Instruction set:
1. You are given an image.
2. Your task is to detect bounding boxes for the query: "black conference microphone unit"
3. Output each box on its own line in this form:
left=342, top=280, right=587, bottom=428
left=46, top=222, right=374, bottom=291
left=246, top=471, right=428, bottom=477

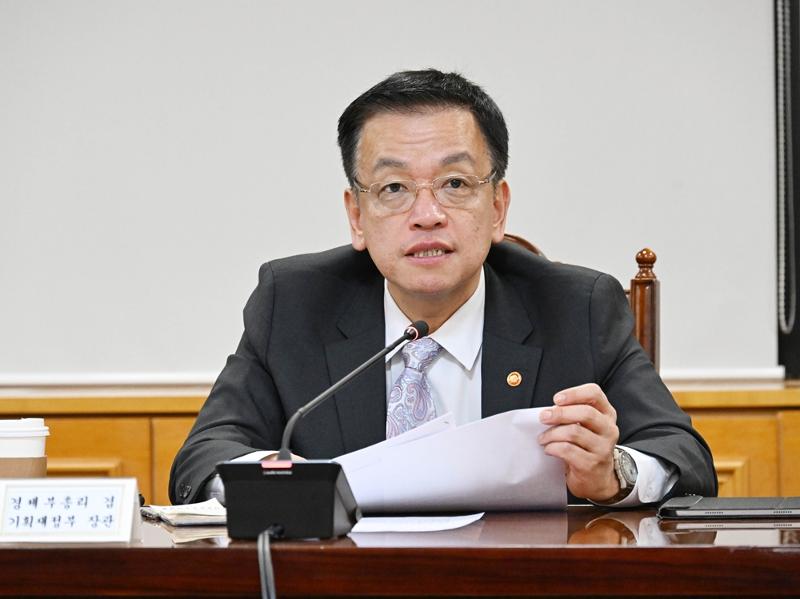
left=217, top=320, right=429, bottom=541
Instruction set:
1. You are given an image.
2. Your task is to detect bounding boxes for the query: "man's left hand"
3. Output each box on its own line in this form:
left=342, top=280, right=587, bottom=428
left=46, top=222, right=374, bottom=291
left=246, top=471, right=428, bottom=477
left=538, top=383, right=620, bottom=502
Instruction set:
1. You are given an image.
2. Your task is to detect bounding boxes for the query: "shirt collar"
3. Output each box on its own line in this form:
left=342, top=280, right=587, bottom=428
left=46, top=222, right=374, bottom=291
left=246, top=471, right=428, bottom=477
left=383, top=269, right=485, bottom=371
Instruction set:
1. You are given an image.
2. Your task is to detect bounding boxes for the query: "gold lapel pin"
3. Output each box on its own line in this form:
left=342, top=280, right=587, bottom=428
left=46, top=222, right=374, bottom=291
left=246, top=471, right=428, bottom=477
left=506, top=371, right=522, bottom=387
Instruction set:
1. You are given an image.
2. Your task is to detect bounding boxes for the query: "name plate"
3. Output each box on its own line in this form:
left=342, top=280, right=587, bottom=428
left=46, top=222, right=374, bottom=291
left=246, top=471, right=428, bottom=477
left=0, top=478, right=140, bottom=543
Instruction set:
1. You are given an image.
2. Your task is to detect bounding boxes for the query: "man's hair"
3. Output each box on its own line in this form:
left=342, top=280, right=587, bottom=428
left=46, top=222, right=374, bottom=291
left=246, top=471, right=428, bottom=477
left=337, top=69, right=509, bottom=186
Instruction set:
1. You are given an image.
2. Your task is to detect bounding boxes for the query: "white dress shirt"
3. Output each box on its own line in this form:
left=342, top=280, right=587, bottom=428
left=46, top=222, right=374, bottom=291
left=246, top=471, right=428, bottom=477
left=383, top=269, right=676, bottom=507
left=384, top=271, right=486, bottom=427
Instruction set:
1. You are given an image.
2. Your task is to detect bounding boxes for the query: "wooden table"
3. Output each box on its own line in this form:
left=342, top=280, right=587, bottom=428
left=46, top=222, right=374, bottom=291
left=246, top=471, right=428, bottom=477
left=1, top=507, right=799, bottom=597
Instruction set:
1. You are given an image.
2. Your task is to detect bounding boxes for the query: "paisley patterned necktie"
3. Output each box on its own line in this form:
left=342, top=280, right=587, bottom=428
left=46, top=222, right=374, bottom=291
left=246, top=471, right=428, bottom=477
left=386, top=337, right=442, bottom=438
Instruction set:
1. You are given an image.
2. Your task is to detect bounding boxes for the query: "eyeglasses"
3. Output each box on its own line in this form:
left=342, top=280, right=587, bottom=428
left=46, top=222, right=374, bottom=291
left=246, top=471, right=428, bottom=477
left=353, top=171, right=495, bottom=215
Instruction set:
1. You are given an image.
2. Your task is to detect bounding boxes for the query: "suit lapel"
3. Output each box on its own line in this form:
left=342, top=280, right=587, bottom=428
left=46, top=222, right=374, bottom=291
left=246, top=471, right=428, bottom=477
left=325, top=278, right=387, bottom=453
left=481, top=264, right=543, bottom=417
left=323, top=256, right=544, bottom=451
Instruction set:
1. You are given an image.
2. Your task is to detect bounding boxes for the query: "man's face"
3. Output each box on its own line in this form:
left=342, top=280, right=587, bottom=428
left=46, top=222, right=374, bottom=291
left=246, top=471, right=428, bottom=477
left=344, top=108, right=510, bottom=318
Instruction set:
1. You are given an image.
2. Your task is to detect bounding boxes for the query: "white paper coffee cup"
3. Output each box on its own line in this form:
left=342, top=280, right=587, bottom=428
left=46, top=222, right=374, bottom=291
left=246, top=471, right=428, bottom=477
left=0, top=418, right=50, bottom=458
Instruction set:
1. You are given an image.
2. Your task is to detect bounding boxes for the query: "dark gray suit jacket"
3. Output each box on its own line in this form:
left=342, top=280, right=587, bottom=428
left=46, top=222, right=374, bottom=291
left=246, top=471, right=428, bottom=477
left=169, top=242, right=717, bottom=504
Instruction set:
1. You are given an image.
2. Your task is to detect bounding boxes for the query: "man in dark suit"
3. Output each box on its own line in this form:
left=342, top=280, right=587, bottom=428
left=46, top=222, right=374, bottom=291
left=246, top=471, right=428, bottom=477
left=169, top=70, right=717, bottom=506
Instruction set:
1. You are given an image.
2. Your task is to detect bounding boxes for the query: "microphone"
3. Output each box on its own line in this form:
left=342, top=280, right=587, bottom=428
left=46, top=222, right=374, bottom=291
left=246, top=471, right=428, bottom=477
left=277, top=320, right=428, bottom=460
left=217, top=320, right=429, bottom=540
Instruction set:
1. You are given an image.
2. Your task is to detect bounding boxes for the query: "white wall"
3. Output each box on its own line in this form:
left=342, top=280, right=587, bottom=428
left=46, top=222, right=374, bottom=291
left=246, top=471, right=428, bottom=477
left=0, top=0, right=779, bottom=386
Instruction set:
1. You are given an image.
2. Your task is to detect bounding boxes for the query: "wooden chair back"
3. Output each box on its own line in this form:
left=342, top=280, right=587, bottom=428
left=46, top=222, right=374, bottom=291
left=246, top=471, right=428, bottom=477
left=502, top=235, right=660, bottom=371
left=628, top=249, right=660, bottom=371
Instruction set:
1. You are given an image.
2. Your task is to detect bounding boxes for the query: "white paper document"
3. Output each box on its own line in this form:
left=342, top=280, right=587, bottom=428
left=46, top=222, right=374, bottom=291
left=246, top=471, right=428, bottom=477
left=351, top=512, right=484, bottom=533
left=140, top=498, right=226, bottom=526
left=335, top=407, right=566, bottom=512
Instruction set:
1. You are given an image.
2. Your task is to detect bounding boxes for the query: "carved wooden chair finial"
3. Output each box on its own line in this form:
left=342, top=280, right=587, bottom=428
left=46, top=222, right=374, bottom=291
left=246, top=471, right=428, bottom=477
left=634, top=248, right=657, bottom=280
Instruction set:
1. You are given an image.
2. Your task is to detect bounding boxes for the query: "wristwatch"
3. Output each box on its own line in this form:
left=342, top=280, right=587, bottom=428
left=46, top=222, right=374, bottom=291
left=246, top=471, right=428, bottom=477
left=606, top=447, right=638, bottom=503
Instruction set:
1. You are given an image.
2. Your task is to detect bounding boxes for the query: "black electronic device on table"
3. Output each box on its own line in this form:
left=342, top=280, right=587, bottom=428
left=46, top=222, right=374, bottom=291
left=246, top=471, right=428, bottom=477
left=217, top=460, right=359, bottom=539
left=658, top=495, right=800, bottom=519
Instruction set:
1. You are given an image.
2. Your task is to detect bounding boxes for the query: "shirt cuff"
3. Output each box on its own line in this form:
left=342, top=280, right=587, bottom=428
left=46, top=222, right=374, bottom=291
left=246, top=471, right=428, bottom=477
left=598, top=445, right=678, bottom=508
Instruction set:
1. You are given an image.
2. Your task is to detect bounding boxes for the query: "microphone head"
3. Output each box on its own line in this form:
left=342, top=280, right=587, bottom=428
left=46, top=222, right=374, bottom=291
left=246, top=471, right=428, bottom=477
left=405, top=320, right=429, bottom=340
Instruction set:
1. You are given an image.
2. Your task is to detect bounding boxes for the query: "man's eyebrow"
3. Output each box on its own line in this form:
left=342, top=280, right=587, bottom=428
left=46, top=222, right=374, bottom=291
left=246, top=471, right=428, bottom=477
left=440, top=152, right=475, bottom=167
left=372, top=158, right=407, bottom=173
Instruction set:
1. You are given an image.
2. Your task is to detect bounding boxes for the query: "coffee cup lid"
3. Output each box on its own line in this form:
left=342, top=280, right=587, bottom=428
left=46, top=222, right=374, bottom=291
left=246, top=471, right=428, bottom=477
left=0, top=418, right=49, bottom=434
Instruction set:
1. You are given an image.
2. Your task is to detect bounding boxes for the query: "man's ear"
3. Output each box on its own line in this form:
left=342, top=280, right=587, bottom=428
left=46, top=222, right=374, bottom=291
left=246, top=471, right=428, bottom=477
left=491, top=179, right=511, bottom=244
left=344, top=188, right=367, bottom=251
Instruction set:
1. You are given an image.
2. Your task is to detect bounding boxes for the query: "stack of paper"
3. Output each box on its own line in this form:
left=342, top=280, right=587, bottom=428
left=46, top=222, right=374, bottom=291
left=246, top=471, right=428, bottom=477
left=141, top=498, right=226, bottom=526
left=163, top=525, right=230, bottom=544
left=335, top=407, right=567, bottom=512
